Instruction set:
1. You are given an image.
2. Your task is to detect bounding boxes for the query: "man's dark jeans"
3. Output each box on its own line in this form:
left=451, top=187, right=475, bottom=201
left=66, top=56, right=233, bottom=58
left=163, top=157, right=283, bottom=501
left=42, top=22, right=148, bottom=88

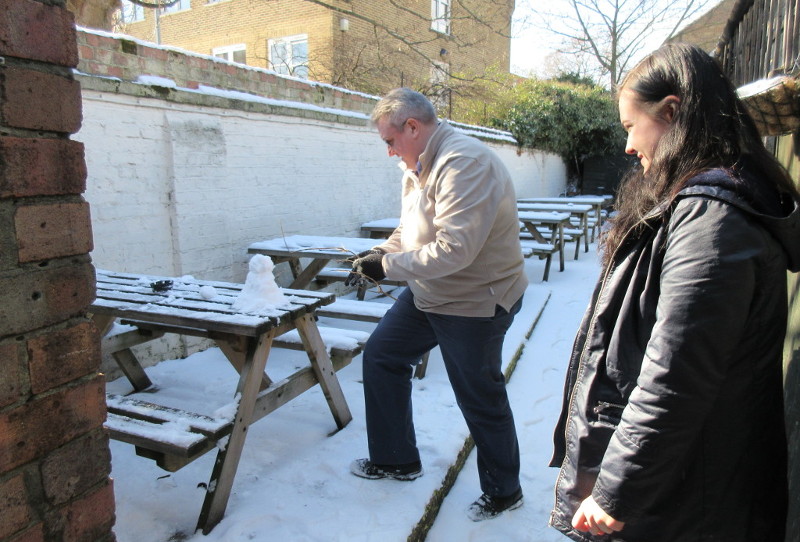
left=362, top=288, right=523, bottom=497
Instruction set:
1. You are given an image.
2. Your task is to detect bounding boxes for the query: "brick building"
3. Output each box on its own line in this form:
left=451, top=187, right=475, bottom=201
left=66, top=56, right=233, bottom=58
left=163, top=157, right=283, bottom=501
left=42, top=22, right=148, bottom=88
left=114, top=0, right=515, bottom=113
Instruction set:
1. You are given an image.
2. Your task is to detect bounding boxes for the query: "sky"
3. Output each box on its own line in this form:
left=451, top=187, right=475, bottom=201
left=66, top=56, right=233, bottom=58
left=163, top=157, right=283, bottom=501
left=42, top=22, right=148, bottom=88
left=509, top=0, right=720, bottom=78
left=106, top=234, right=603, bottom=542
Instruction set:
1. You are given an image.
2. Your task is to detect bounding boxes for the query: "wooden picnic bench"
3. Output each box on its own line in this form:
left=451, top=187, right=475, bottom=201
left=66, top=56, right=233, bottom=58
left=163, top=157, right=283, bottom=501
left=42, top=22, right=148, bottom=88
left=248, top=236, right=433, bottom=377
left=519, top=196, right=612, bottom=241
left=92, top=269, right=355, bottom=534
left=360, top=218, right=399, bottom=239
left=517, top=202, right=593, bottom=253
left=316, top=298, right=430, bottom=379
left=247, top=235, right=402, bottom=300
left=517, top=211, right=571, bottom=281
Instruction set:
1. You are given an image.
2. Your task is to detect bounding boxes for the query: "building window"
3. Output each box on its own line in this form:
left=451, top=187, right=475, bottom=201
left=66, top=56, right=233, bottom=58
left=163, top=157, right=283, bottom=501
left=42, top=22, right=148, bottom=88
left=268, top=35, right=309, bottom=79
left=212, top=44, right=246, bottom=64
left=162, top=0, right=190, bottom=14
left=119, top=0, right=144, bottom=23
left=431, top=0, right=451, bottom=35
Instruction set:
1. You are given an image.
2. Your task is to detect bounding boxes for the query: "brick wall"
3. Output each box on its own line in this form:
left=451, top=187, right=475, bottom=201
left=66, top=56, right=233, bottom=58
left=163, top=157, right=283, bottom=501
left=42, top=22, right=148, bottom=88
left=0, top=0, right=116, bottom=540
left=114, top=0, right=512, bottom=103
left=77, top=28, right=375, bottom=114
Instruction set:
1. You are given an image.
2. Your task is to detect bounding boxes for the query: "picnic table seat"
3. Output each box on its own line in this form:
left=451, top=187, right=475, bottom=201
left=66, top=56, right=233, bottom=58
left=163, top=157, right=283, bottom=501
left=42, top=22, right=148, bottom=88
left=316, top=298, right=431, bottom=379
left=103, top=322, right=366, bottom=473
left=105, top=393, right=234, bottom=472
left=521, top=225, right=585, bottom=260
left=271, top=325, right=370, bottom=367
left=519, top=239, right=558, bottom=282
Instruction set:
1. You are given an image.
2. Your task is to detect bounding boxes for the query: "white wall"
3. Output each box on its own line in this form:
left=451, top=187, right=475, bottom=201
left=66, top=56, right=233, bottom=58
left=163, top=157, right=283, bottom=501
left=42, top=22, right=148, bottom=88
left=78, top=86, right=567, bottom=287
left=490, top=144, right=568, bottom=199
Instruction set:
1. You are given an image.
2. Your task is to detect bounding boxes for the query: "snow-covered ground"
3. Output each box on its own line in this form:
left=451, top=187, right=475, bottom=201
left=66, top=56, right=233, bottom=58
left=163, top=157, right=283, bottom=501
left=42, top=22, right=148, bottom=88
left=108, top=242, right=601, bottom=542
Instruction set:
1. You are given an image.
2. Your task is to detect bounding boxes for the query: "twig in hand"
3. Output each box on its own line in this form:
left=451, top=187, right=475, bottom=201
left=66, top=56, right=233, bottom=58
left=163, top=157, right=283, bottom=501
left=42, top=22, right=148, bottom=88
left=323, top=267, right=398, bottom=301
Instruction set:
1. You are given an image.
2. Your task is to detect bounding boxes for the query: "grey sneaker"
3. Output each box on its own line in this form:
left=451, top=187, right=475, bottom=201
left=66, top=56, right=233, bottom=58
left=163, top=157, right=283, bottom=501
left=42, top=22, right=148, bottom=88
left=349, top=458, right=423, bottom=481
left=466, top=488, right=523, bottom=521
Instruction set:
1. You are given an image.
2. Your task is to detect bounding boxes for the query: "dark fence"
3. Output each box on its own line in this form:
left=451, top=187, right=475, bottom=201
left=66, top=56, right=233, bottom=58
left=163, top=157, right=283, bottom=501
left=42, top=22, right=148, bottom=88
left=714, top=0, right=800, bottom=86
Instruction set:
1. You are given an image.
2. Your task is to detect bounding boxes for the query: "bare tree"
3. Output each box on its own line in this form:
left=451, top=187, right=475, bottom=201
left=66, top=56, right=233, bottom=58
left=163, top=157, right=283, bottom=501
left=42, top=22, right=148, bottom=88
left=297, top=0, right=516, bottom=84
left=530, top=0, right=713, bottom=88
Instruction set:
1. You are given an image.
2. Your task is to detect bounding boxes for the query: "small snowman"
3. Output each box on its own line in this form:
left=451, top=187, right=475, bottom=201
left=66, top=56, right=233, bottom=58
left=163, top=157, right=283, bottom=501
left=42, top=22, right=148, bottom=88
left=232, top=254, right=287, bottom=313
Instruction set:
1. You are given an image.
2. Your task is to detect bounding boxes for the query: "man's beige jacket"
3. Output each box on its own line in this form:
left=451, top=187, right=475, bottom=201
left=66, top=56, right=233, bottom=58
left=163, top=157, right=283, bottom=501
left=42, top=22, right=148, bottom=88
left=376, top=121, right=528, bottom=317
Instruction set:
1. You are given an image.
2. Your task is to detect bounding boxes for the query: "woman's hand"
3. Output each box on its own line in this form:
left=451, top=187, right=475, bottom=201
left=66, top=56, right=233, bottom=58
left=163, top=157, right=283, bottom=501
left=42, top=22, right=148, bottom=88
left=572, top=496, right=625, bottom=536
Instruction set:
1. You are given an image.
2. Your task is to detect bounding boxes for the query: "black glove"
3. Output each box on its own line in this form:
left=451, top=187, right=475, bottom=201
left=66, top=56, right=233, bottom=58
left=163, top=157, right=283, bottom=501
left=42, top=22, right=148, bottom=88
left=344, top=248, right=384, bottom=264
left=344, top=253, right=386, bottom=286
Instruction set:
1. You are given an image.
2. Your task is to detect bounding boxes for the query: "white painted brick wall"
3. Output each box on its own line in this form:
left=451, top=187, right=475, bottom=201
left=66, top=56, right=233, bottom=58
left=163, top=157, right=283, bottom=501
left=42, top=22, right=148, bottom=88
left=78, top=88, right=567, bottom=287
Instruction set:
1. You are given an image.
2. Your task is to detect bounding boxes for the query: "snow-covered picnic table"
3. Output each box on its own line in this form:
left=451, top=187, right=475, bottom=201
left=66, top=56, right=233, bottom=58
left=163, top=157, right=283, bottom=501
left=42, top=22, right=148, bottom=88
left=517, top=211, right=571, bottom=281
left=246, top=234, right=409, bottom=301
left=519, top=196, right=610, bottom=242
left=91, top=269, right=353, bottom=534
left=247, top=235, right=380, bottom=290
left=518, top=201, right=594, bottom=251
left=360, top=217, right=400, bottom=238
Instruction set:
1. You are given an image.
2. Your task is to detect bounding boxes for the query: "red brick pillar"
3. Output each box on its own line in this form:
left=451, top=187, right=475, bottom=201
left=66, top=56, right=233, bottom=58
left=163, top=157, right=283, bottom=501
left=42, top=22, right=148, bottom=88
left=0, top=0, right=116, bottom=540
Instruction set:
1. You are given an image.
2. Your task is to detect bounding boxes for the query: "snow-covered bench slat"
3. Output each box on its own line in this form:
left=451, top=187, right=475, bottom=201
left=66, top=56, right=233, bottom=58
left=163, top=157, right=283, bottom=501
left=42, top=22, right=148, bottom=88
left=105, top=394, right=234, bottom=471
left=272, top=326, right=370, bottom=367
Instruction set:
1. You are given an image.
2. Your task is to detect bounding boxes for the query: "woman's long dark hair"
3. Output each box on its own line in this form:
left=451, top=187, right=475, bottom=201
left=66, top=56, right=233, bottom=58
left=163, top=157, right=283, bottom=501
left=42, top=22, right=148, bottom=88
left=603, top=43, right=799, bottom=267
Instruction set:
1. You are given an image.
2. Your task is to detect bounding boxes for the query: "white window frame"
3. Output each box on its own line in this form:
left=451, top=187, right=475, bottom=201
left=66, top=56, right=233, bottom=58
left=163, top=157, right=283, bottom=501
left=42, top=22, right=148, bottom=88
left=268, top=34, right=309, bottom=79
left=162, top=0, right=191, bottom=14
left=118, top=0, right=144, bottom=23
left=431, top=0, right=451, bottom=35
left=212, top=44, right=246, bottom=64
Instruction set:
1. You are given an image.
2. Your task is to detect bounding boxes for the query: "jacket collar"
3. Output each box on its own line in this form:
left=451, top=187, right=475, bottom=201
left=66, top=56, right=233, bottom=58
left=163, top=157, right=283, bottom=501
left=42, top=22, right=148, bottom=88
left=415, top=120, right=453, bottom=187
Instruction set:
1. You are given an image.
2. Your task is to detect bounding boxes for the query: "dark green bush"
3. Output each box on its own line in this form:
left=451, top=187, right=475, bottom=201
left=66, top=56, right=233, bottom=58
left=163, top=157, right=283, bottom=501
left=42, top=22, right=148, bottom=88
left=491, top=79, right=625, bottom=177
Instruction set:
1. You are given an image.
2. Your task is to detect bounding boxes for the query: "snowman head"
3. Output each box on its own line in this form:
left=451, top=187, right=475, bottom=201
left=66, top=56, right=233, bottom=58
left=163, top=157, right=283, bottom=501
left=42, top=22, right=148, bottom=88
left=248, top=254, right=275, bottom=274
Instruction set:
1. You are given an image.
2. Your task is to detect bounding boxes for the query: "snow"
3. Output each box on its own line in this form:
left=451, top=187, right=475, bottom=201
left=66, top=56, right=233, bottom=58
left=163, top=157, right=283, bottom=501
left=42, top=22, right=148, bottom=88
left=736, top=75, right=791, bottom=99
left=248, top=235, right=381, bottom=259
left=361, top=217, right=400, bottom=230
left=231, top=255, right=287, bottom=313
left=107, top=242, right=602, bottom=542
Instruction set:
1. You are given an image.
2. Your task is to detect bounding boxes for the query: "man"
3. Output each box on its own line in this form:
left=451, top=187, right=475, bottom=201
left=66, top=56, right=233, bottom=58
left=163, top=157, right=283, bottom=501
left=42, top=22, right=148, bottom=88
left=346, top=88, right=528, bottom=521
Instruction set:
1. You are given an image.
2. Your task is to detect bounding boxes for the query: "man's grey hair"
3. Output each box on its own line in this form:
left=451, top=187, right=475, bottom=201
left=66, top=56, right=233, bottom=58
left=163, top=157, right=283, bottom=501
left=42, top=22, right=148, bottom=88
left=371, top=88, right=437, bottom=128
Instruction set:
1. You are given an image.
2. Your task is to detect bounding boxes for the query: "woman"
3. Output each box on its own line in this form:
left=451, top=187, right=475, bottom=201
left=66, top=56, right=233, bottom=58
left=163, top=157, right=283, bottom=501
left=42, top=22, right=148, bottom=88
left=549, top=43, right=800, bottom=541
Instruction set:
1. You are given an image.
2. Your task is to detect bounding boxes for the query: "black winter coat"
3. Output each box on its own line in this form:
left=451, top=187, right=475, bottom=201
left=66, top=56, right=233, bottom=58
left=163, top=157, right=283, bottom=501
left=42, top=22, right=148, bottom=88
left=550, top=169, right=800, bottom=542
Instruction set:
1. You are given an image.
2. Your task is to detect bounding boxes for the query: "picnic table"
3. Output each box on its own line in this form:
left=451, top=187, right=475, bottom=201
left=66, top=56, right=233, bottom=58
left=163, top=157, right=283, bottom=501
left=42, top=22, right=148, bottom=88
left=517, top=201, right=593, bottom=253
left=519, top=196, right=611, bottom=238
left=247, top=235, right=380, bottom=290
left=91, top=269, right=353, bottom=533
left=518, top=211, right=571, bottom=281
left=361, top=218, right=399, bottom=239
